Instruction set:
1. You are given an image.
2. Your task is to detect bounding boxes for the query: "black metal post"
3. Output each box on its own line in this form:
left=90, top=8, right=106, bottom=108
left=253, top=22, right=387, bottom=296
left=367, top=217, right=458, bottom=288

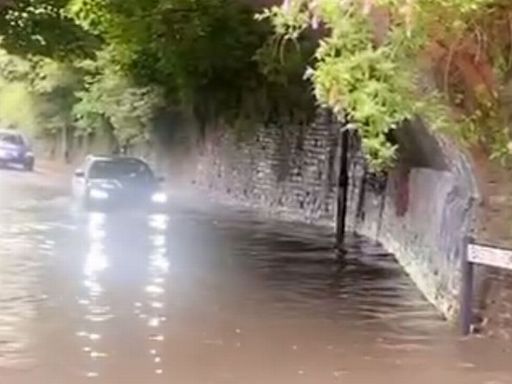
left=336, top=128, right=350, bottom=250
left=461, top=236, right=474, bottom=336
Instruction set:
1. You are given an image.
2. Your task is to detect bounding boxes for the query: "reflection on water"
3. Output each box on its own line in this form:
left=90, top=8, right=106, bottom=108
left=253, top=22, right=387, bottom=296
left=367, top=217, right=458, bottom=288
left=77, top=212, right=111, bottom=379
left=142, top=214, right=169, bottom=378
left=0, top=214, right=52, bottom=370
left=0, top=203, right=512, bottom=383
left=73, top=212, right=172, bottom=380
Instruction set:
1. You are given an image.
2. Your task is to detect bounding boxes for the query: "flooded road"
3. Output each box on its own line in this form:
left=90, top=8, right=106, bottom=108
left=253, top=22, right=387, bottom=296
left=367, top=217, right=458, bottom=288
left=0, top=168, right=511, bottom=384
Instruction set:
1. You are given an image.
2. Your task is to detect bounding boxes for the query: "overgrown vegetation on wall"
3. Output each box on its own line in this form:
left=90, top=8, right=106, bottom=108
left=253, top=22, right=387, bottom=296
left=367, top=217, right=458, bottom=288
left=261, top=0, right=512, bottom=169
left=0, top=0, right=314, bottom=149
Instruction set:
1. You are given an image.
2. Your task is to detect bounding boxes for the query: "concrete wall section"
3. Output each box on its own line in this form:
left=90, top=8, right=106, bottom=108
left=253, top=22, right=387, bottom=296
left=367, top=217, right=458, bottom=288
left=348, top=161, right=478, bottom=318
left=195, top=117, right=340, bottom=226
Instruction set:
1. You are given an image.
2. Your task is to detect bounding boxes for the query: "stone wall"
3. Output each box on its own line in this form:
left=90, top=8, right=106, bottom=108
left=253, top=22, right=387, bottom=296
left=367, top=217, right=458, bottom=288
left=189, top=115, right=479, bottom=321
left=194, top=113, right=340, bottom=226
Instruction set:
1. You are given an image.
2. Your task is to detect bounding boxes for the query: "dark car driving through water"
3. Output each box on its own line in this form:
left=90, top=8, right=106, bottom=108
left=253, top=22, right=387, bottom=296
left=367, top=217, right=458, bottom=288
left=72, top=155, right=168, bottom=211
left=0, top=130, right=35, bottom=171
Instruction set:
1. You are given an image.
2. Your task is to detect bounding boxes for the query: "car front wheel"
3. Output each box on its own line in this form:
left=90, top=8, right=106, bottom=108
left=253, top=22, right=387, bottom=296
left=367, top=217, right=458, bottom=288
left=24, top=158, right=34, bottom=172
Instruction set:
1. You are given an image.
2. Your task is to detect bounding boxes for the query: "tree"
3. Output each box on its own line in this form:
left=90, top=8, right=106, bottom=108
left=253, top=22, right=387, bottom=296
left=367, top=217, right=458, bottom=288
left=0, top=0, right=98, bottom=58
left=70, top=0, right=268, bottom=119
left=69, top=0, right=314, bottom=129
left=73, top=50, right=164, bottom=148
left=0, top=0, right=314, bottom=148
left=0, top=50, right=80, bottom=139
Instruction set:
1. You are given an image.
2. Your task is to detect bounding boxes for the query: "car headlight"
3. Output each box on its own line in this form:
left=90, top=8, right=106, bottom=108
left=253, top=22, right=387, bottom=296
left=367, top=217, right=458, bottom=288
left=90, top=188, right=109, bottom=200
left=152, top=192, right=168, bottom=204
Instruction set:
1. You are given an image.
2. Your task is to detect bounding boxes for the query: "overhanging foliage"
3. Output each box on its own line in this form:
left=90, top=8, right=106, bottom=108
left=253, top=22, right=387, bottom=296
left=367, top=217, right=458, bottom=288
left=0, top=0, right=314, bottom=146
left=262, top=0, right=512, bottom=169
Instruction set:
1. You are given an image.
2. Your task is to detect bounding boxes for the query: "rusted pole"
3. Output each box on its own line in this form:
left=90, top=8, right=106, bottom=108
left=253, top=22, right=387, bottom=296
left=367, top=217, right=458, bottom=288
left=460, top=236, right=474, bottom=336
left=336, top=128, right=350, bottom=250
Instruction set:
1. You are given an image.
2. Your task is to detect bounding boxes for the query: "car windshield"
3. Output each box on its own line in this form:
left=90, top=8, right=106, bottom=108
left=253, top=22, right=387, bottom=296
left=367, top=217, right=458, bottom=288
left=89, top=159, right=154, bottom=181
left=0, top=132, right=23, bottom=146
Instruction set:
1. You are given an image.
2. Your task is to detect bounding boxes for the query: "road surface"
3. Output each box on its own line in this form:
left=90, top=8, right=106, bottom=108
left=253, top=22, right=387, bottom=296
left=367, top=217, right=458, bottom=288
left=0, top=164, right=511, bottom=384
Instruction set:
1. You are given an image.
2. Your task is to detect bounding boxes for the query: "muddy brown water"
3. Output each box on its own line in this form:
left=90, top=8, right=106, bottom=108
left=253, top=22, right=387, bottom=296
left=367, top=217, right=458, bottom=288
left=0, top=170, right=511, bottom=383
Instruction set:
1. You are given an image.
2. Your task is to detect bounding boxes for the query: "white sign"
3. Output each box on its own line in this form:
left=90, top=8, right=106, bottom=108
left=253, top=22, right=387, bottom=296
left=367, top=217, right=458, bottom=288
left=468, top=244, right=512, bottom=270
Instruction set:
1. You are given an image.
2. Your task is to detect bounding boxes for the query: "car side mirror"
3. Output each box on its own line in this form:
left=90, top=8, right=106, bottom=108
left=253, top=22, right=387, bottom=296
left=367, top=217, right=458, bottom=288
left=74, top=169, right=85, bottom=178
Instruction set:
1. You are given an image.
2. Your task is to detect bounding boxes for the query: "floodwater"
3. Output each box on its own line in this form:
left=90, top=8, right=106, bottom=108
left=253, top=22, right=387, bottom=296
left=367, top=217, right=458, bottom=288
left=0, top=168, right=511, bottom=384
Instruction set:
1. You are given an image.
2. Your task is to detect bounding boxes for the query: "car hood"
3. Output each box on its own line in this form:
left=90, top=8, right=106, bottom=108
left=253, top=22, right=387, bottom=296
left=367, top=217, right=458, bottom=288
left=88, top=178, right=157, bottom=192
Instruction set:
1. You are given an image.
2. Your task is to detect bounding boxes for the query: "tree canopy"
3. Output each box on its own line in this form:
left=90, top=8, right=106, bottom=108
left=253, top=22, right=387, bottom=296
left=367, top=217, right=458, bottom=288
left=0, top=0, right=99, bottom=58
left=0, top=0, right=314, bottom=147
left=3, top=0, right=508, bottom=169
